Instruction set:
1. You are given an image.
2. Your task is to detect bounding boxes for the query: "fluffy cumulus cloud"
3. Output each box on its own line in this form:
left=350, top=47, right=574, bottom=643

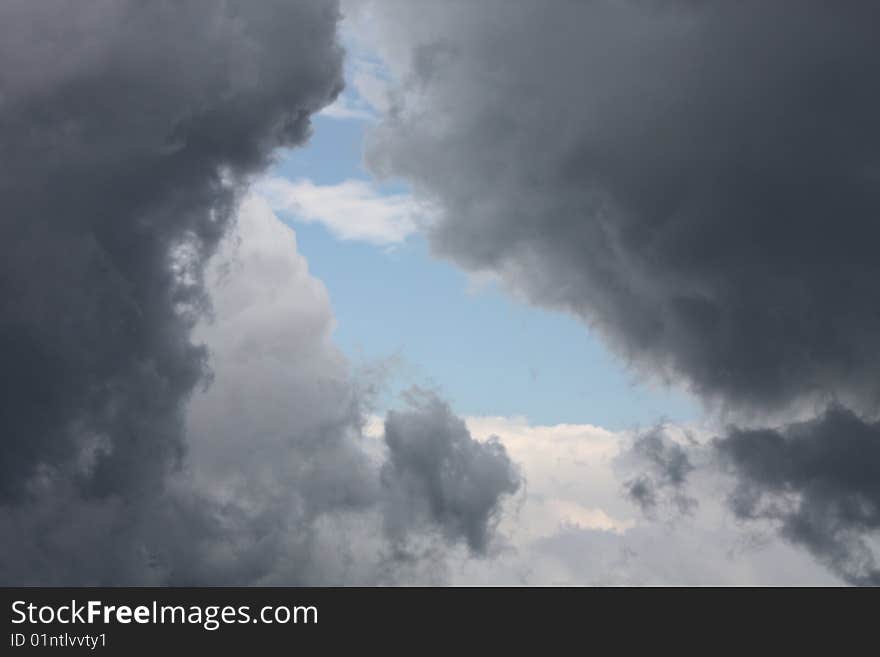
left=445, top=417, right=837, bottom=586
left=0, top=0, right=519, bottom=584
left=353, top=0, right=880, bottom=582
left=180, top=196, right=521, bottom=584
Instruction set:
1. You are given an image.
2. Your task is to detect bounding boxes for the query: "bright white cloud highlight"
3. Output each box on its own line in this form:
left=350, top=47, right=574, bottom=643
left=257, top=177, right=431, bottom=245
left=465, top=417, right=635, bottom=538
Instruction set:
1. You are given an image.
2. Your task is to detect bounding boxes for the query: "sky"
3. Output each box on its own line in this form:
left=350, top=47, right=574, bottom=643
left=266, top=111, right=698, bottom=429
left=3, top=0, right=880, bottom=587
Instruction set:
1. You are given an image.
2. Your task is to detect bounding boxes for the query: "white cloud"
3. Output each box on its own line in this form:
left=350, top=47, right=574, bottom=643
left=256, top=177, right=432, bottom=245
left=445, top=415, right=839, bottom=585
left=188, top=193, right=353, bottom=496
left=464, top=417, right=636, bottom=540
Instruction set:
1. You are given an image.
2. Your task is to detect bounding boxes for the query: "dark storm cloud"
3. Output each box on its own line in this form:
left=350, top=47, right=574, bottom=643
left=367, top=0, right=880, bottom=415
left=0, top=0, right=400, bottom=584
left=716, top=406, right=880, bottom=586
left=0, top=0, right=344, bottom=500
left=382, top=390, right=522, bottom=553
left=621, top=429, right=696, bottom=516
left=363, top=0, right=880, bottom=581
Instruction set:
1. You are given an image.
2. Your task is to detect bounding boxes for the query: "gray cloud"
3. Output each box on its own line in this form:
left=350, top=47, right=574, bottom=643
left=621, top=429, right=696, bottom=517
left=716, top=406, right=880, bottom=586
left=0, top=0, right=344, bottom=500
left=0, top=0, right=345, bottom=583
left=381, top=389, right=522, bottom=553
left=364, top=0, right=880, bottom=414
left=359, top=0, right=880, bottom=581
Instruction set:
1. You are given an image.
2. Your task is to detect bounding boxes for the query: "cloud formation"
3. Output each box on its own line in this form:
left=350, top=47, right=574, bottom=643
left=0, top=0, right=344, bottom=582
left=356, top=0, right=880, bottom=580
left=258, top=176, right=430, bottom=244
left=381, top=390, right=522, bottom=553
left=621, top=429, right=696, bottom=517
left=362, top=0, right=880, bottom=412
left=452, top=416, right=837, bottom=586
left=0, top=0, right=517, bottom=584
left=182, top=197, right=521, bottom=584
left=7, top=0, right=879, bottom=586
left=716, top=406, right=880, bottom=585
left=1, top=188, right=521, bottom=584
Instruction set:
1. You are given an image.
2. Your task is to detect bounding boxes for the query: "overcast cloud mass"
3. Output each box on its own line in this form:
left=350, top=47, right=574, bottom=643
left=4, top=0, right=880, bottom=585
